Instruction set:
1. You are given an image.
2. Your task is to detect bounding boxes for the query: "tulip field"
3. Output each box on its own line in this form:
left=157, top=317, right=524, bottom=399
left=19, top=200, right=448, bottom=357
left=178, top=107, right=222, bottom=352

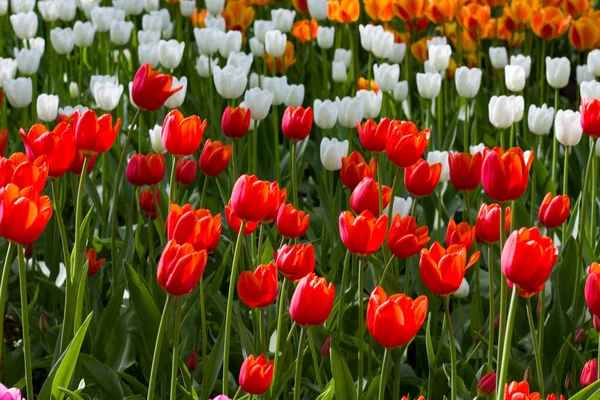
left=6, top=0, right=600, bottom=399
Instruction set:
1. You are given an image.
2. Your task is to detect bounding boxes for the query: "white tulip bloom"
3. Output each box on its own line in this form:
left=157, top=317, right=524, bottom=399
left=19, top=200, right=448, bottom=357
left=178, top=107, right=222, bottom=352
left=142, top=13, right=162, bottom=32
left=110, top=20, right=134, bottom=46
left=320, top=137, right=348, bottom=171
left=489, top=47, right=508, bottom=69
left=254, top=20, right=274, bottom=43
left=213, top=65, right=247, bottom=99
left=205, top=0, right=225, bottom=17
left=334, top=48, right=352, bottom=69
left=307, top=0, right=327, bottom=20
left=453, top=278, right=470, bottom=298
left=455, top=66, right=482, bottom=99
left=384, top=196, right=413, bottom=219
left=577, top=65, right=595, bottom=86
left=93, top=81, right=124, bottom=111
left=219, top=30, right=242, bottom=59
left=261, top=76, right=288, bottom=106
left=138, top=43, right=160, bottom=68
left=36, top=94, right=59, bottom=122
left=510, top=54, right=531, bottom=78
left=332, top=61, right=347, bottom=83
left=313, top=99, right=338, bottom=129
left=249, top=37, right=265, bottom=57
left=416, top=72, right=441, bottom=99
left=179, top=0, right=195, bottom=17
left=11, top=12, right=38, bottom=40
left=204, top=14, right=226, bottom=31
left=227, top=52, right=253, bottom=76
left=194, top=27, right=225, bottom=56
left=271, top=9, right=296, bottom=32
left=69, top=82, right=79, bottom=98
left=488, top=96, right=515, bottom=129
left=265, top=30, right=286, bottom=57
left=528, top=104, right=554, bottom=136
left=371, top=29, right=394, bottom=59
left=581, top=80, right=600, bottom=101
left=38, top=1, right=60, bottom=22
left=164, top=77, right=187, bottom=108
left=545, top=56, right=571, bottom=89
left=244, top=88, right=274, bottom=121
left=505, top=65, right=526, bottom=92
left=91, top=7, right=125, bottom=33
left=388, top=43, right=406, bottom=64
left=158, top=39, right=185, bottom=69
left=555, top=110, right=583, bottom=146
left=428, top=44, right=452, bottom=72
left=4, top=77, right=32, bottom=108
left=149, top=124, right=164, bottom=153
left=195, top=55, right=218, bottom=78
left=356, top=89, right=382, bottom=119
left=285, top=84, right=305, bottom=107
left=11, top=0, right=34, bottom=13
left=74, top=21, right=95, bottom=47
left=14, top=48, right=41, bottom=76
left=336, top=96, right=364, bottom=128
left=587, top=49, right=600, bottom=77
left=317, top=26, right=334, bottom=49
left=392, top=81, right=408, bottom=103
left=373, top=63, right=399, bottom=92
left=427, top=151, right=450, bottom=182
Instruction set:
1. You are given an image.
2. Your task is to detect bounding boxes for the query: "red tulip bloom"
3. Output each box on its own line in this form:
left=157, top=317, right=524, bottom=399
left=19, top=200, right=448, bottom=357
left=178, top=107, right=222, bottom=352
left=545, top=394, right=565, bottom=400
left=340, top=151, right=377, bottom=191
left=86, top=248, right=106, bottom=276
left=0, top=184, right=53, bottom=245
left=166, top=203, right=222, bottom=252
left=404, top=158, right=442, bottom=197
left=199, top=139, right=231, bottom=177
left=282, top=106, right=313, bottom=141
left=386, top=121, right=430, bottom=168
left=475, top=203, right=511, bottom=244
left=175, top=157, right=197, bottom=186
left=239, top=354, right=274, bottom=395
left=501, top=227, right=558, bottom=294
left=585, top=262, right=600, bottom=317
left=140, top=188, right=160, bottom=219
left=19, top=122, right=76, bottom=178
left=230, top=175, right=273, bottom=222
left=238, top=263, right=279, bottom=308
left=339, top=210, right=387, bottom=256
left=581, top=359, right=598, bottom=388
left=419, top=242, right=480, bottom=296
left=290, top=273, right=335, bottom=326
left=69, top=150, right=96, bottom=175
left=0, top=153, right=49, bottom=194
left=581, top=98, right=600, bottom=138
left=187, top=350, right=199, bottom=372
left=387, top=215, right=429, bottom=259
left=477, top=371, right=496, bottom=397
left=505, top=381, right=541, bottom=400
left=366, top=286, right=428, bottom=348
left=0, top=128, right=7, bottom=157
left=262, top=182, right=287, bottom=224
left=274, top=243, right=315, bottom=281
left=357, top=118, right=391, bottom=152
left=131, top=63, right=183, bottom=111
left=538, top=193, right=570, bottom=229
left=161, top=109, right=206, bottom=156
left=277, top=203, right=310, bottom=238
left=350, top=177, right=391, bottom=215
left=73, top=109, right=121, bottom=155
left=446, top=218, right=475, bottom=250
left=225, top=204, right=259, bottom=236
left=157, top=240, right=208, bottom=296
left=222, top=106, right=252, bottom=138
left=481, top=147, right=533, bottom=203
left=126, top=153, right=166, bottom=186
left=448, top=151, right=484, bottom=192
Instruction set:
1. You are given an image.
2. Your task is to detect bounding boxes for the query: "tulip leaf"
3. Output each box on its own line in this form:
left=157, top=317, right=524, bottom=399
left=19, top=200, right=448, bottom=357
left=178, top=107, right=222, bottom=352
left=91, top=283, right=125, bottom=360
left=79, top=353, right=125, bottom=398
left=425, top=313, right=435, bottom=369
left=316, top=379, right=335, bottom=400
left=201, top=325, right=226, bottom=400
left=330, top=343, right=357, bottom=400
left=569, top=378, right=600, bottom=400
left=57, top=387, right=86, bottom=400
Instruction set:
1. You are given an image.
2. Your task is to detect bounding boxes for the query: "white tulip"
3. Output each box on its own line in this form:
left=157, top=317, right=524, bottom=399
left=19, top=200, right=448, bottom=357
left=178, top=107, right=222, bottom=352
left=489, top=47, right=508, bottom=69
left=110, top=21, right=133, bottom=46
left=510, top=54, right=531, bottom=78
left=36, top=94, right=59, bottom=122
left=50, top=27, right=75, bottom=54
left=38, top=1, right=60, bottom=22
left=195, top=55, right=218, bottom=78
left=138, top=30, right=160, bottom=45
left=588, top=49, right=600, bottom=77
left=158, top=39, right=185, bottom=69
left=58, top=0, right=76, bottom=22
left=424, top=60, right=439, bottom=75
left=194, top=28, right=224, bottom=56
left=213, top=65, right=247, bottom=99
left=455, top=66, right=482, bottom=99
left=91, top=7, right=125, bottom=33
left=285, top=84, right=305, bottom=107
left=244, top=88, right=274, bottom=120
left=114, top=0, right=144, bottom=15
left=546, top=56, right=571, bottom=89
left=371, top=29, right=394, bottom=59
left=90, top=75, right=117, bottom=94
left=388, top=43, right=406, bottom=64
left=219, top=30, right=242, bottom=59
left=14, top=48, right=41, bottom=75
left=249, top=73, right=261, bottom=88
left=204, top=15, right=226, bottom=31
left=426, top=36, right=447, bottom=47
left=157, top=9, right=172, bottom=27
left=577, top=65, right=595, bottom=86
left=69, top=82, right=79, bottom=98
left=528, top=104, right=554, bottom=136
left=317, top=26, right=334, bottom=49
left=249, top=37, right=265, bottom=57
left=25, top=37, right=45, bottom=54
left=254, top=20, right=274, bottom=43
left=142, top=13, right=162, bottom=32
left=488, top=96, right=515, bottom=129
left=511, top=95, right=525, bottom=122
left=428, top=44, right=452, bottom=72
left=581, top=80, right=600, bottom=101
left=0, top=58, right=17, bottom=87
left=93, top=82, right=123, bottom=111
left=373, top=63, right=399, bottom=92
left=4, top=77, right=32, bottom=108
left=505, top=65, right=525, bottom=92
left=206, top=0, right=225, bottom=17
left=80, top=2, right=97, bottom=19
left=164, top=76, right=187, bottom=108
left=261, top=76, right=288, bottom=106
left=11, top=12, right=37, bottom=40
left=265, top=30, right=286, bottom=57
left=11, top=0, right=34, bottom=13
left=180, top=0, right=195, bottom=17
left=271, top=9, right=296, bottom=32
left=58, top=105, right=88, bottom=117
left=307, top=0, right=327, bottom=20
left=416, top=72, right=441, bottom=99
left=313, top=99, right=337, bottom=129
left=335, top=96, right=364, bottom=128
left=227, top=52, right=253, bottom=76
left=0, top=0, right=6, bottom=15
left=332, top=61, right=347, bottom=83
left=453, top=278, right=470, bottom=298
left=470, top=143, right=486, bottom=155
left=356, top=89, right=382, bottom=119
left=393, top=81, right=408, bottom=102
left=555, top=110, right=583, bottom=146
left=358, top=24, right=378, bottom=52
left=320, top=137, right=348, bottom=171
left=334, top=48, right=352, bottom=69
left=427, top=151, right=450, bottom=182
left=138, top=43, right=159, bottom=68
left=384, top=196, right=413, bottom=219
left=74, top=21, right=95, bottom=47
left=149, top=124, right=164, bottom=153
left=144, top=0, right=159, bottom=11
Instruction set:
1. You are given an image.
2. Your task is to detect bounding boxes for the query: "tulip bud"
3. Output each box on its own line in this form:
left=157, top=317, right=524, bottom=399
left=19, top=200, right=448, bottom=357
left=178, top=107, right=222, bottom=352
left=285, top=84, right=305, bottom=107
left=574, top=328, right=585, bottom=345
left=587, top=49, right=600, bottom=77
left=594, top=315, right=600, bottom=332
left=316, top=26, right=334, bottom=49
left=489, top=47, right=508, bottom=69
left=320, top=336, right=331, bottom=357
left=581, top=359, right=598, bottom=387
left=555, top=110, right=583, bottom=147
left=313, top=99, right=337, bottom=129
left=253, top=20, right=274, bottom=43
left=320, top=137, right=348, bottom=171
left=477, top=370, right=496, bottom=397
left=187, top=349, right=199, bottom=372
left=416, top=72, right=441, bottom=99
left=577, top=65, right=595, bottom=86
left=546, top=57, right=571, bottom=89
left=332, top=61, right=347, bottom=83
left=528, top=104, right=554, bottom=136
left=510, top=55, right=531, bottom=78
left=393, top=81, right=408, bottom=103
left=213, top=65, right=247, bottom=100
left=307, top=0, right=327, bottom=20
left=227, top=52, right=253, bottom=76
left=4, top=77, right=32, bottom=108
left=50, top=27, right=75, bottom=54
left=194, top=27, right=224, bottom=56
left=505, top=65, right=526, bottom=92
left=494, top=315, right=500, bottom=329
left=371, top=29, right=394, bottom=59
left=358, top=24, right=377, bottom=52
left=565, top=372, right=573, bottom=391
left=334, top=48, right=352, bottom=69
left=455, top=66, right=482, bottom=99
left=39, top=313, right=49, bottom=335
left=373, top=63, right=399, bottom=93
left=36, top=93, right=59, bottom=122
left=488, top=95, right=515, bottom=130
left=427, top=44, right=451, bottom=72
left=265, top=30, right=286, bottom=57
left=335, top=96, right=364, bottom=128
left=355, top=90, right=382, bottom=119
left=523, top=366, right=532, bottom=382
left=175, top=158, right=197, bottom=186
left=383, top=196, right=413, bottom=219
left=271, top=9, right=296, bottom=33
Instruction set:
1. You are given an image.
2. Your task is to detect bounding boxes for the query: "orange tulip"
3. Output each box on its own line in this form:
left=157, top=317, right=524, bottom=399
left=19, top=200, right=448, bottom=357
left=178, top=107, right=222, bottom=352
left=0, top=153, right=48, bottom=194
left=265, top=41, right=297, bottom=74
left=419, top=242, right=480, bottom=296
left=157, top=240, right=207, bottom=296
left=222, top=0, right=255, bottom=32
left=190, top=8, right=206, bottom=28
left=200, top=139, right=231, bottom=177
left=327, top=0, right=360, bottom=23
left=564, top=0, right=591, bottom=18
left=69, top=150, right=96, bottom=175
left=290, top=19, right=318, bottom=43
left=425, top=0, right=455, bottom=24
left=339, top=210, right=387, bottom=256
left=458, top=2, right=490, bottom=31
left=410, top=36, right=431, bottom=62
left=531, top=6, right=571, bottom=40
left=277, top=203, right=310, bottom=238
left=131, top=64, right=183, bottom=111
left=538, top=193, right=570, bottom=229
left=357, top=77, right=379, bottom=93
left=0, top=184, right=52, bottom=245
left=230, top=175, right=272, bottom=222
left=365, top=0, right=394, bottom=21
left=386, top=121, right=430, bottom=168
left=20, top=122, right=76, bottom=178
left=393, top=0, right=426, bottom=21
left=503, top=0, right=533, bottom=30
left=504, top=381, right=541, bottom=400
left=290, top=273, right=335, bottom=326
left=139, top=188, right=160, bottom=220
left=161, top=109, right=206, bottom=157
left=86, top=248, right=106, bottom=276
left=292, top=0, right=309, bottom=13
left=446, top=218, right=475, bottom=250
left=481, top=147, right=533, bottom=203
left=125, top=153, right=166, bottom=187
left=350, top=177, right=391, bottom=216
left=569, top=16, right=600, bottom=50
left=238, top=354, right=274, bottom=395
left=274, top=243, right=315, bottom=281
left=222, top=106, right=252, bottom=139
left=74, top=109, right=121, bottom=156
left=387, top=215, right=430, bottom=259
left=226, top=204, right=260, bottom=236
left=262, top=182, right=287, bottom=224
left=340, top=151, right=377, bottom=191
left=166, top=203, right=222, bottom=253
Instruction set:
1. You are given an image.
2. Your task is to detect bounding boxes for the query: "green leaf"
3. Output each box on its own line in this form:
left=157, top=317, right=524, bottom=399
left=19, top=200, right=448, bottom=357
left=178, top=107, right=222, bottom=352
left=91, top=283, right=125, bottom=360
left=425, top=313, right=435, bottom=369
left=78, top=354, right=125, bottom=398
left=570, top=378, right=600, bottom=400
left=316, top=380, right=335, bottom=400
left=57, top=387, right=85, bottom=400
left=201, top=325, right=226, bottom=400
left=330, top=343, right=357, bottom=400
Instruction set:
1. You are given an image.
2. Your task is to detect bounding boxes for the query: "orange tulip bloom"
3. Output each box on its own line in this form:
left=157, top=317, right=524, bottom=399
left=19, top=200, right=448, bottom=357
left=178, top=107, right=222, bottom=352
left=230, top=175, right=273, bottom=222
left=290, top=19, right=318, bottom=43
left=199, top=139, right=232, bottom=177
left=387, top=215, right=429, bottom=259
left=488, top=0, right=508, bottom=6
left=538, top=193, right=570, bottom=229
left=393, top=0, right=426, bottom=20
left=585, top=262, right=600, bottom=317
left=340, top=151, right=377, bottom=191
left=446, top=218, right=475, bottom=250
left=161, top=109, right=206, bottom=156
left=86, top=248, right=106, bottom=276
left=564, top=0, right=591, bottom=18
left=238, top=263, right=279, bottom=308
left=425, top=0, right=455, bottom=24
left=569, top=16, right=600, bottom=51
left=0, top=184, right=53, bottom=245
left=157, top=240, right=207, bottom=296
left=350, top=177, right=391, bottom=216
left=458, top=3, right=490, bottom=31
left=327, top=0, right=360, bottom=23
left=386, top=121, right=430, bottom=168
left=277, top=203, right=310, bottom=238
left=0, top=153, right=48, bottom=194
left=0, top=128, right=7, bottom=157
left=262, top=182, right=287, bottom=224
left=166, top=203, right=222, bottom=253
left=446, top=24, right=478, bottom=53
left=531, top=6, right=571, bottom=40
left=226, top=203, right=260, bottom=236
left=222, top=106, right=252, bottom=138
left=339, top=210, right=387, bottom=256
left=482, top=17, right=522, bottom=45
left=20, top=122, right=76, bottom=178
left=292, top=0, right=309, bottom=13
left=265, top=41, right=297, bottom=74
left=365, top=0, right=394, bottom=21
left=357, top=77, right=379, bottom=93
left=175, top=158, right=197, bottom=186
left=410, top=36, right=431, bottom=62
left=475, top=203, right=511, bottom=244
left=74, top=109, right=121, bottom=156
left=131, top=64, right=183, bottom=111
left=505, top=381, right=541, bottom=400
left=503, top=0, right=533, bottom=30
left=190, top=8, right=207, bottom=28
left=222, top=0, right=255, bottom=32
left=419, top=242, right=480, bottom=296
left=239, top=354, right=274, bottom=395
left=69, top=150, right=96, bottom=175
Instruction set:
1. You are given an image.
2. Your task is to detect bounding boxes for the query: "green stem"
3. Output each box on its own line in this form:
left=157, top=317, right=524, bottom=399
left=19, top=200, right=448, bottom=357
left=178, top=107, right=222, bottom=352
left=291, top=141, right=298, bottom=207
left=539, top=40, right=546, bottom=105
left=463, top=191, right=472, bottom=225
left=307, top=329, right=325, bottom=390
left=336, top=250, right=351, bottom=343
left=252, top=122, right=258, bottom=175
left=169, top=155, right=179, bottom=202
left=551, top=89, right=559, bottom=185
left=0, top=243, right=14, bottom=372
left=272, top=106, right=280, bottom=182
left=437, top=94, right=443, bottom=150
left=294, top=327, right=307, bottom=400
left=357, top=256, right=365, bottom=400
left=437, top=186, right=443, bottom=241
left=463, top=99, right=469, bottom=153
left=199, top=278, right=208, bottom=381
left=147, top=296, right=171, bottom=400
left=496, top=287, right=520, bottom=400
left=377, top=152, right=384, bottom=217
left=200, top=175, right=209, bottom=209
left=378, top=348, right=392, bottom=400
left=17, top=245, right=34, bottom=399
left=232, top=387, right=243, bottom=400
left=272, top=278, right=289, bottom=390
left=444, top=296, right=457, bottom=400
left=496, top=203, right=508, bottom=387
left=170, top=296, right=182, bottom=399
left=509, top=123, right=515, bottom=148
left=526, top=299, right=545, bottom=397
left=258, top=307, right=266, bottom=353
left=592, top=149, right=597, bottom=245
left=487, top=244, right=495, bottom=368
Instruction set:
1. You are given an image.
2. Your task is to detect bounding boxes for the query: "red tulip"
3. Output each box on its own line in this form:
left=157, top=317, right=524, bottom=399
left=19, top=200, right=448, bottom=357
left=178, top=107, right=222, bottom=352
left=585, top=262, right=600, bottom=317
left=187, top=349, right=199, bottom=372
left=0, top=128, right=7, bottom=157
left=126, top=153, right=166, bottom=186
left=222, top=106, right=252, bottom=138
left=86, top=248, right=106, bottom=276
left=238, top=263, right=279, bottom=308
left=239, top=354, right=274, bottom=395
left=339, top=210, right=387, bottom=256
left=157, top=240, right=207, bottom=296
left=545, top=394, right=565, bottom=400
left=350, top=177, right=391, bottom=215
left=356, top=118, right=391, bottom=152
left=0, top=184, right=53, bottom=245
left=230, top=175, right=273, bottom=222
left=140, top=188, right=160, bottom=219
left=340, top=151, right=377, bottom=191
left=366, top=286, right=427, bottom=348
left=475, top=203, right=511, bottom=244
left=166, top=203, right=222, bottom=252
left=481, top=147, right=533, bottom=203
left=0, top=153, right=49, bottom=194
left=446, top=218, right=475, bottom=250
left=477, top=370, right=496, bottom=397
left=504, top=381, right=540, bottom=400
left=161, top=109, right=206, bottom=156
left=386, top=121, right=430, bottom=168
left=282, top=106, right=313, bottom=141
left=290, top=273, right=335, bottom=326
left=581, top=359, right=598, bottom=388
left=131, top=63, right=183, bottom=111
left=175, top=157, right=197, bottom=186
left=404, top=158, right=442, bottom=197
left=595, top=315, right=600, bottom=332
left=199, top=139, right=231, bottom=177
left=387, top=215, right=429, bottom=259
left=448, top=151, right=484, bottom=192
left=69, top=150, right=96, bottom=175
left=502, top=227, right=558, bottom=294
left=419, top=242, right=480, bottom=296
left=225, top=204, right=259, bottom=236
left=19, top=122, right=76, bottom=178
left=538, top=193, right=570, bottom=229
left=262, top=181, right=287, bottom=224
left=581, top=98, right=600, bottom=138
left=274, top=243, right=315, bottom=281
left=277, top=203, right=310, bottom=238
left=73, top=109, right=121, bottom=155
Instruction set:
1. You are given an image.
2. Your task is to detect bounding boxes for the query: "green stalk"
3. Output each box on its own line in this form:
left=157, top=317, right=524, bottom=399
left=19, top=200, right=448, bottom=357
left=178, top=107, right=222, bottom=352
left=252, top=122, right=258, bottom=175
left=223, top=221, right=247, bottom=395
left=147, top=297, right=172, bottom=400
left=496, top=287, right=520, bottom=399
left=526, top=299, right=545, bottom=397
left=307, top=328, right=325, bottom=390
left=378, top=348, right=391, bottom=400
left=539, top=39, right=546, bottom=104
left=294, top=327, right=307, bottom=400
left=357, top=256, right=365, bottom=400
left=463, top=99, right=470, bottom=153
left=272, top=277, right=289, bottom=391
left=377, top=152, right=384, bottom=218
left=232, top=387, right=243, bottom=400
left=272, top=106, right=280, bottom=181
left=291, top=140, right=298, bottom=207
left=0, top=243, right=14, bottom=372
left=18, top=245, right=34, bottom=399
left=562, top=146, right=570, bottom=245
left=592, top=149, right=597, bottom=245
left=444, top=296, right=457, bottom=400
left=437, top=186, right=443, bottom=241
left=169, top=155, right=179, bottom=201
left=170, top=296, right=182, bottom=399
left=551, top=89, right=559, bottom=184
left=487, top=244, right=495, bottom=368
left=437, top=94, right=443, bottom=150
left=496, top=203, right=508, bottom=388
left=200, top=176, right=209, bottom=209
left=199, top=278, right=208, bottom=382
left=336, top=250, right=351, bottom=343
left=258, top=307, right=266, bottom=353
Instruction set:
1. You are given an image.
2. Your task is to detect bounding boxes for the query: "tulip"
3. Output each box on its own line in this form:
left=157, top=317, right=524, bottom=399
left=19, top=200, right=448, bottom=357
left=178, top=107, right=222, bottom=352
left=0, top=184, right=52, bottom=245
left=50, top=27, right=75, bottom=54
left=274, top=243, right=315, bottom=281
left=487, top=47, right=508, bottom=70
left=93, top=81, right=123, bottom=112
left=0, top=383, right=23, bottom=400
left=237, top=263, right=279, bottom=309
left=453, top=278, right=469, bottom=298
left=0, top=129, right=7, bottom=157
left=206, top=0, right=224, bottom=15
left=313, top=99, right=338, bottom=129
left=73, top=109, right=121, bottom=156
left=271, top=9, right=296, bottom=33
left=357, top=118, right=390, bottom=153
left=373, top=63, right=399, bottom=93
left=577, top=65, right=595, bottom=86
left=416, top=72, right=442, bottom=99
left=91, top=7, right=125, bottom=33
left=186, top=349, right=199, bottom=372
left=221, top=106, right=251, bottom=139
left=505, top=65, right=526, bottom=92
left=289, top=272, right=335, bottom=327
left=477, top=371, right=496, bottom=397
left=387, top=215, right=429, bottom=259
left=0, top=57, right=17, bottom=87
left=335, top=96, right=365, bottom=128
left=419, top=242, right=480, bottom=296
left=262, top=182, right=287, bottom=224
left=448, top=151, right=483, bottom=192
left=86, top=248, right=106, bottom=276
left=504, top=381, right=540, bottom=400
left=546, top=57, right=571, bottom=90
left=384, top=196, right=413, bottom=220
left=307, top=0, right=327, bottom=20
left=175, top=158, right=197, bottom=186
left=510, top=55, right=531, bottom=78
left=225, top=204, right=259, bottom=236
left=358, top=24, right=378, bottom=52
left=482, top=147, right=532, bottom=203
left=575, top=328, right=585, bottom=345
left=350, top=177, right=391, bottom=216
left=282, top=106, right=312, bottom=141
left=580, top=359, right=598, bottom=387
left=371, top=29, right=394, bottom=59
left=20, top=123, right=75, bottom=178
left=164, top=77, right=187, bottom=109
left=157, top=39, right=185, bottom=69
left=131, top=64, right=182, bottom=111
left=14, top=48, right=41, bottom=76
left=0, top=153, right=49, bottom=195
left=333, top=48, right=352, bottom=69
left=356, top=90, right=382, bottom=119
left=4, top=77, right=32, bottom=108
left=552, top=109, right=583, bottom=147
left=161, top=109, right=206, bottom=156
left=386, top=121, right=430, bottom=168
left=213, top=65, right=247, bottom=100
left=157, top=240, right=207, bottom=296
left=428, top=44, right=451, bottom=72
left=166, top=203, right=222, bottom=252
left=145, top=125, right=163, bottom=154
left=339, top=210, right=387, bottom=256
left=317, top=26, right=334, bottom=49
left=332, top=61, right=348, bottom=83
left=137, top=29, right=160, bottom=45
left=241, top=89, right=273, bottom=123
left=69, top=151, right=96, bottom=175
left=230, top=175, right=273, bottom=222
left=538, top=193, right=570, bottom=229
left=489, top=95, right=518, bottom=129
left=253, top=20, right=275, bottom=43
left=585, top=262, right=600, bottom=317
left=426, top=151, right=450, bottom=182
left=249, top=38, right=265, bottom=57
left=340, top=151, right=376, bottom=190
left=35, top=94, right=59, bottom=122
left=261, top=76, right=289, bottom=106
left=528, top=104, right=554, bottom=136
left=588, top=50, right=600, bottom=77
left=195, top=55, right=218, bottom=78
left=531, top=6, right=571, bottom=41
left=194, top=28, right=225, bottom=56
left=367, top=286, right=427, bottom=348
left=109, top=20, right=133, bottom=46
left=219, top=31, right=242, bottom=59
left=277, top=204, right=309, bottom=238
left=239, top=354, right=274, bottom=395
left=125, top=153, right=165, bottom=187
left=455, top=66, right=482, bottom=99
left=475, top=203, right=511, bottom=244
left=388, top=43, right=406, bottom=64
left=11, top=12, right=38, bottom=40
left=38, top=0, right=60, bottom=21
left=446, top=218, right=475, bottom=250
left=200, top=139, right=231, bottom=177
left=320, top=138, right=348, bottom=171
left=265, top=30, right=287, bottom=57
left=284, top=84, right=305, bottom=108
left=405, top=159, right=441, bottom=198
left=582, top=98, right=600, bottom=139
